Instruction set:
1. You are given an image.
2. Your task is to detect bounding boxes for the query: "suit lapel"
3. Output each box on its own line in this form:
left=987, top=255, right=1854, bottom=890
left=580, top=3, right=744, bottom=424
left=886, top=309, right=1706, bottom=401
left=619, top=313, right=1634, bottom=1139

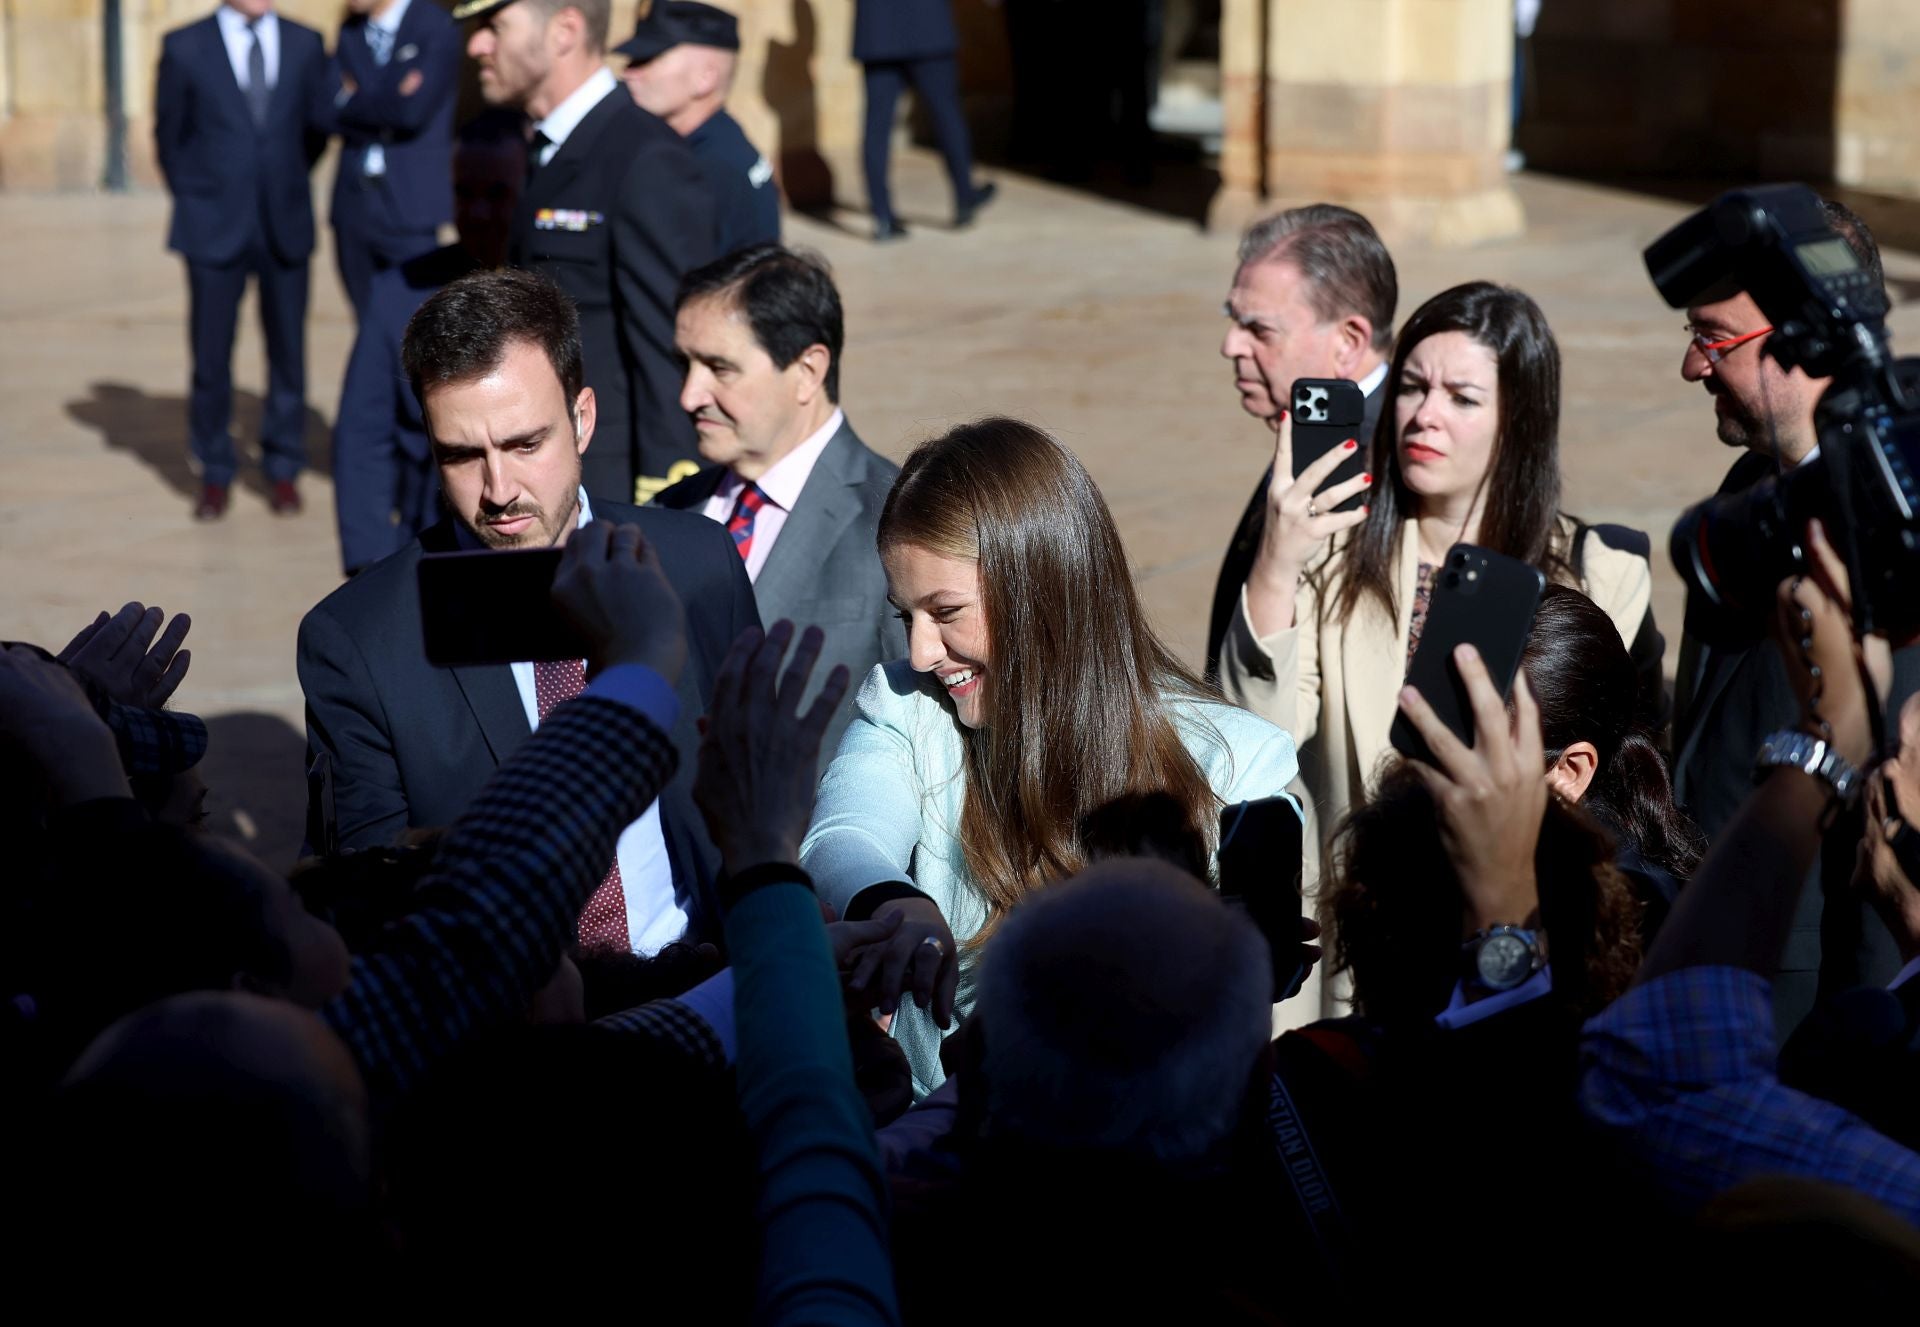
left=1342, top=522, right=1418, bottom=782
left=202, top=18, right=253, bottom=124
left=524, top=85, right=621, bottom=211
left=754, top=427, right=864, bottom=620
left=447, top=662, right=533, bottom=766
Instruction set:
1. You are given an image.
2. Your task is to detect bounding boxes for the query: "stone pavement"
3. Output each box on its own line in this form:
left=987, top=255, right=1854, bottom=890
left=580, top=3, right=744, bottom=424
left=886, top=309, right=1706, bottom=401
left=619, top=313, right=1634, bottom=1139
left=5, top=152, right=1917, bottom=868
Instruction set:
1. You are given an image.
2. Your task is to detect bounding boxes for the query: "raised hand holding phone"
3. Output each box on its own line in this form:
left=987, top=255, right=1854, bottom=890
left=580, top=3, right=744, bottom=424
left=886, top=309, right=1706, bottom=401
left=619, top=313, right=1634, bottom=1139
left=1244, top=404, right=1374, bottom=637
left=1396, top=644, right=1547, bottom=933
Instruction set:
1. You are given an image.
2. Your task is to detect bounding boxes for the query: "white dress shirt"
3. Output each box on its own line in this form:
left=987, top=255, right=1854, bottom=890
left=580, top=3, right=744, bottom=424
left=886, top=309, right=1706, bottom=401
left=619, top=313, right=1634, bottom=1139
left=459, top=488, right=688, bottom=954
left=216, top=4, right=280, bottom=90
left=532, top=66, right=617, bottom=168
left=1356, top=359, right=1389, bottom=400
left=699, top=408, right=844, bottom=583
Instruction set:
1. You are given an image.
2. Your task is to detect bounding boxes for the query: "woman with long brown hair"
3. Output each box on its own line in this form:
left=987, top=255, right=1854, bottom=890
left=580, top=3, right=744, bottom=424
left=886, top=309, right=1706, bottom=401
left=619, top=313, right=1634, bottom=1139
left=800, top=417, right=1302, bottom=1095
left=1218, top=282, right=1660, bottom=872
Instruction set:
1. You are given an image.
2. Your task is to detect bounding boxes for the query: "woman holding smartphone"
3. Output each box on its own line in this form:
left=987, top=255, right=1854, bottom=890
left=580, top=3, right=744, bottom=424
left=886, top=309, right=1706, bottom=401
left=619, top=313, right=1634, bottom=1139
left=1217, top=281, right=1659, bottom=866
left=801, top=417, right=1303, bottom=1096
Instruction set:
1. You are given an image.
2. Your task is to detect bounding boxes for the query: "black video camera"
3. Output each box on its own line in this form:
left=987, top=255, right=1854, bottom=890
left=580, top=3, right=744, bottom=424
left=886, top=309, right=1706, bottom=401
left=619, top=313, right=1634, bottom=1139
left=1647, top=184, right=1920, bottom=642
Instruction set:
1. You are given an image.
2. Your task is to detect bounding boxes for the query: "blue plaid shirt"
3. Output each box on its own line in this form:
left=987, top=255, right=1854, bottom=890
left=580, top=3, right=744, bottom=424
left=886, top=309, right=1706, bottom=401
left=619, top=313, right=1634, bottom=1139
left=1581, top=966, right=1920, bottom=1222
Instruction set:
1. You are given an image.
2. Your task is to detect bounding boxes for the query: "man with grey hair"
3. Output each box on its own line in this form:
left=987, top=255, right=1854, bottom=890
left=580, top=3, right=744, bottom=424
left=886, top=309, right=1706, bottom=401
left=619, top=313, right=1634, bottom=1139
left=459, top=0, right=721, bottom=503
left=1207, top=204, right=1399, bottom=679
left=975, top=857, right=1273, bottom=1163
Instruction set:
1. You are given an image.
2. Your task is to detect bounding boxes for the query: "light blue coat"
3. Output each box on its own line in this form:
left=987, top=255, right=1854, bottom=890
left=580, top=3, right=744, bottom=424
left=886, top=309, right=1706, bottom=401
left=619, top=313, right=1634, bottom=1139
left=801, top=660, right=1304, bottom=1096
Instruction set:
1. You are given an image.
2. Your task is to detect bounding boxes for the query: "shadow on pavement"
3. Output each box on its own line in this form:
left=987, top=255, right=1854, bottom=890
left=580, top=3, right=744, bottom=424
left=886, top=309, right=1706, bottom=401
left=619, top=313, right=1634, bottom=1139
left=200, top=710, right=312, bottom=874
left=65, top=381, right=332, bottom=505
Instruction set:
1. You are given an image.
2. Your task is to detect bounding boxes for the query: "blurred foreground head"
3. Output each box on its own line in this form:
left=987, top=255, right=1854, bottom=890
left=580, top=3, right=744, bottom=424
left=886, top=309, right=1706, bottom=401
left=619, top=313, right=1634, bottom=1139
left=36, top=992, right=375, bottom=1297
left=975, top=858, right=1271, bottom=1166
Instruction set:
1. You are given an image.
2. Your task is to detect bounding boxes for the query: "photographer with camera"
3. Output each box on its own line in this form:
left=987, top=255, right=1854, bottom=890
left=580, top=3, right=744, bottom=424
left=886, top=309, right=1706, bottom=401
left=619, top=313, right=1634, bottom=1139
left=1662, top=194, right=1915, bottom=1035
left=1582, top=520, right=1920, bottom=1223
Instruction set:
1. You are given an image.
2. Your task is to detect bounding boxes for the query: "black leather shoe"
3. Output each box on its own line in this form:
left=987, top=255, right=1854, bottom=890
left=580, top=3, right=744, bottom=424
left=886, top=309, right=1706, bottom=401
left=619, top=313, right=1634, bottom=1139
left=955, top=181, right=998, bottom=229
left=873, top=217, right=909, bottom=243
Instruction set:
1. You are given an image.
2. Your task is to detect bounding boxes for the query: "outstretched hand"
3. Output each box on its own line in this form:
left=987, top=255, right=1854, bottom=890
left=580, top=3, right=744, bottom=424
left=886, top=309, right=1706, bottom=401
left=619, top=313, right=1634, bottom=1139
left=1395, top=644, right=1547, bottom=933
left=692, top=620, right=851, bottom=878
left=58, top=602, right=192, bottom=708
left=550, top=521, right=688, bottom=684
left=1773, top=519, right=1876, bottom=768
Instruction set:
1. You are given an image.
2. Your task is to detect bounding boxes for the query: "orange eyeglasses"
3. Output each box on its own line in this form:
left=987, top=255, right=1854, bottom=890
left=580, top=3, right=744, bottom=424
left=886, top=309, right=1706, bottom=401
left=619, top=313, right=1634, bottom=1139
left=1685, top=322, right=1774, bottom=364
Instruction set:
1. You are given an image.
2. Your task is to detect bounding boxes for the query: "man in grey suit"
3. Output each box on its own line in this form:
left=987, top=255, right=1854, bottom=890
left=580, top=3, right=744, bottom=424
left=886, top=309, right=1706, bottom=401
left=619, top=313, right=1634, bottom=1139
left=654, top=244, right=904, bottom=768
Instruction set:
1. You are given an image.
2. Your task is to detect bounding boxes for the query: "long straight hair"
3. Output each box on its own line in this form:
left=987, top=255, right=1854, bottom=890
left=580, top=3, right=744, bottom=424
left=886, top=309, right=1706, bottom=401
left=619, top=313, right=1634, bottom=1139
left=1330, top=281, right=1575, bottom=627
left=878, top=418, right=1219, bottom=940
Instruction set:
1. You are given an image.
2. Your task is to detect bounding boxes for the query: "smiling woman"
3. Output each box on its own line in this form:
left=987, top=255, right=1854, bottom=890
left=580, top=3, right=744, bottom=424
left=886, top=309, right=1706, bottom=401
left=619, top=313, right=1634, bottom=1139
left=800, top=418, right=1305, bottom=1095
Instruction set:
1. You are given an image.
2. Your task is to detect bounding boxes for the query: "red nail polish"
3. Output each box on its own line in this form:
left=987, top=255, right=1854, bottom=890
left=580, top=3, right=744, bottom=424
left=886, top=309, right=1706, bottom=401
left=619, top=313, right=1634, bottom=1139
left=1343, top=439, right=1358, bottom=450
left=1362, top=472, right=1373, bottom=485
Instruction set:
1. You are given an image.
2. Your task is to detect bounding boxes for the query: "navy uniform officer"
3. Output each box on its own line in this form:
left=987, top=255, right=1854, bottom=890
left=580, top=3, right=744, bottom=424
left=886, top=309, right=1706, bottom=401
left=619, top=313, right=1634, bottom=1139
left=616, top=2, right=780, bottom=258
left=459, top=0, right=723, bottom=505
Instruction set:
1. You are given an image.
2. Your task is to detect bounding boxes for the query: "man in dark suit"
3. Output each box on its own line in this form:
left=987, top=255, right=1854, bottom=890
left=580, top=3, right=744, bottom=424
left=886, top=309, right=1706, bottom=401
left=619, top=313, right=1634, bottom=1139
left=154, top=0, right=329, bottom=521
left=654, top=245, right=903, bottom=767
left=324, top=0, right=460, bottom=318
left=458, top=0, right=722, bottom=504
left=323, top=0, right=462, bottom=574
left=853, top=0, right=995, bottom=242
left=1670, top=198, right=1911, bottom=1036
left=1207, top=204, right=1399, bottom=680
left=616, top=2, right=781, bottom=257
left=298, top=269, right=758, bottom=951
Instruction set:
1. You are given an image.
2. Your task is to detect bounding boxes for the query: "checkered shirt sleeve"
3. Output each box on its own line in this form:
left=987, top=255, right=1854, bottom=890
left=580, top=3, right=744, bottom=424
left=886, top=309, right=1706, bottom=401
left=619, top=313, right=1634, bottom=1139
left=1581, top=965, right=1920, bottom=1223
left=323, top=695, right=676, bottom=1106
left=105, top=703, right=208, bottom=776
left=595, top=998, right=726, bottom=1072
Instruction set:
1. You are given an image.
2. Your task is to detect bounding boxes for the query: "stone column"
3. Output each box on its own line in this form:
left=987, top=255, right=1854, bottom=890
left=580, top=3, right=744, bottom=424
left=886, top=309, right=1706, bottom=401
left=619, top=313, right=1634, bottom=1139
left=0, top=0, right=108, bottom=188
left=1214, top=0, right=1523, bottom=246
left=1213, top=0, right=1267, bottom=229
left=1836, top=0, right=1920, bottom=194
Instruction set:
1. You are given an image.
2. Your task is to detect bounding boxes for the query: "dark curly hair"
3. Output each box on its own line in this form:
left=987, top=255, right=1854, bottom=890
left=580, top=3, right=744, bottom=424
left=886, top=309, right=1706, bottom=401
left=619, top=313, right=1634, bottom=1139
left=1321, top=763, right=1643, bottom=1026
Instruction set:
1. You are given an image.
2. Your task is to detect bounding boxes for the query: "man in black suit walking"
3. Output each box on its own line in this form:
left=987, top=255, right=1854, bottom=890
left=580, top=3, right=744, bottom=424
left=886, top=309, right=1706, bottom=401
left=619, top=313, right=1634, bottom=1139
left=853, top=0, right=994, bottom=242
left=654, top=245, right=904, bottom=768
left=1207, top=205, right=1398, bottom=681
left=154, top=0, right=329, bottom=521
left=1669, top=198, right=1913, bottom=1035
left=298, top=270, right=759, bottom=951
left=458, top=0, right=722, bottom=504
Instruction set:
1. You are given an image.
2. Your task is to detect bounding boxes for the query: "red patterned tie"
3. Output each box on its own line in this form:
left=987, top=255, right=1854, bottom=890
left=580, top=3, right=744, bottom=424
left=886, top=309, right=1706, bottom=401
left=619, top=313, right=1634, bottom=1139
left=726, top=482, right=768, bottom=562
left=533, top=657, right=630, bottom=952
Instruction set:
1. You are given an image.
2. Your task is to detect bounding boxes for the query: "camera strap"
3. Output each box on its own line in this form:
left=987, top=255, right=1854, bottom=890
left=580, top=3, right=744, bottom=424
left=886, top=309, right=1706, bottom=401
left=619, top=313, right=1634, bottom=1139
left=1266, top=1051, right=1356, bottom=1286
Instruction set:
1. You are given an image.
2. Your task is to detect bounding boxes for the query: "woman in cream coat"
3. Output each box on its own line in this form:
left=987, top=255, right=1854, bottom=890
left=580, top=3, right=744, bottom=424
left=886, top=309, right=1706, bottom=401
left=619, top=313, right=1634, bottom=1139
left=1219, top=282, right=1658, bottom=867
left=802, top=418, right=1302, bottom=1097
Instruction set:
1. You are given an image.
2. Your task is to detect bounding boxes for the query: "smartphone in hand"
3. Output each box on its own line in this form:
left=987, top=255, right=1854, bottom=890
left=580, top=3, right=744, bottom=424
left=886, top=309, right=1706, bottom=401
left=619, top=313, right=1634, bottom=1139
left=1290, top=377, right=1368, bottom=513
left=1217, top=795, right=1310, bottom=1001
left=1388, top=543, right=1545, bottom=765
left=417, top=548, right=588, bottom=667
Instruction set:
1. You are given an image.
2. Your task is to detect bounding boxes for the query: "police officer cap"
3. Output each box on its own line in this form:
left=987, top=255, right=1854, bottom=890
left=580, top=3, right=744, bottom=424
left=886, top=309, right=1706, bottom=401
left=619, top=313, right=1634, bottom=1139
left=613, top=2, right=740, bottom=62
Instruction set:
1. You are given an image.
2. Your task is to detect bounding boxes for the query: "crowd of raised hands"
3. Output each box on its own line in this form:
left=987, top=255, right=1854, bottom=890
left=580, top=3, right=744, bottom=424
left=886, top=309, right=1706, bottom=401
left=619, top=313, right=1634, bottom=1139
left=5, top=516, right=1920, bottom=1316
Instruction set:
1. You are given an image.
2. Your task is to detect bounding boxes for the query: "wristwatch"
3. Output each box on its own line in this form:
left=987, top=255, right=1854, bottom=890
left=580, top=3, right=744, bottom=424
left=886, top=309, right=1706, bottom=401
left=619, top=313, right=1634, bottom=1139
left=1754, top=730, right=1862, bottom=804
left=1464, top=926, right=1545, bottom=992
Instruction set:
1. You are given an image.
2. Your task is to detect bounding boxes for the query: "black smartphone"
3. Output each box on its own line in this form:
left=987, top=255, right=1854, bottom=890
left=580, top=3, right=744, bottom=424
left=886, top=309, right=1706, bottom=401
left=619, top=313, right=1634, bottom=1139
left=1217, top=795, right=1309, bottom=1001
left=417, top=547, right=588, bottom=667
left=1289, top=377, right=1368, bottom=513
left=1388, top=543, right=1546, bottom=765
